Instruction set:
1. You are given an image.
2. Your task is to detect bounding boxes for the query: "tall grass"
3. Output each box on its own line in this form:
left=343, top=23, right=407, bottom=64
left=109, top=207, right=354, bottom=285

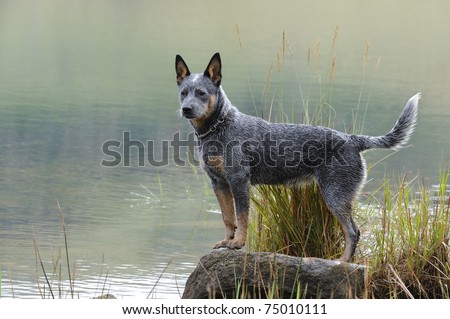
left=241, top=28, right=450, bottom=298
left=365, top=171, right=450, bottom=298
left=249, top=184, right=342, bottom=259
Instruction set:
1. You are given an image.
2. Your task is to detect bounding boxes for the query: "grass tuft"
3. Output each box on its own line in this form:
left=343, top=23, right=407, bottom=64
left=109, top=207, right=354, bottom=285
left=365, top=171, right=450, bottom=298
left=249, top=184, right=343, bottom=259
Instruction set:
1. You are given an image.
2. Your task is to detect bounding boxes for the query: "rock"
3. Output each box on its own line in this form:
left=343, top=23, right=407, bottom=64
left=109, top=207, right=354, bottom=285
left=182, top=250, right=366, bottom=299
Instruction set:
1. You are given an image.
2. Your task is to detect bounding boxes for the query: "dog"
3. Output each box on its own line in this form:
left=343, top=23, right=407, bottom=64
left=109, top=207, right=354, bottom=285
left=175, top=52, right=420, bottom=262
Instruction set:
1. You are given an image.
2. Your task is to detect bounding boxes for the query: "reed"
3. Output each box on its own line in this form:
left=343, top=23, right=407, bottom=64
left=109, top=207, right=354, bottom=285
left=32, top=203, right=77, bottom=299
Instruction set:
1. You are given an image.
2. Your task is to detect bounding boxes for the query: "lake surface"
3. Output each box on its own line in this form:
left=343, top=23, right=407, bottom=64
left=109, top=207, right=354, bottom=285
left=1, top=0, right=449, bottom=298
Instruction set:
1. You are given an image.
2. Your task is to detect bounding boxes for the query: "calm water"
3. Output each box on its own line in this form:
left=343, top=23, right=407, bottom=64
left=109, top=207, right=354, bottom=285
left=1, top=0, right=449, bottom=298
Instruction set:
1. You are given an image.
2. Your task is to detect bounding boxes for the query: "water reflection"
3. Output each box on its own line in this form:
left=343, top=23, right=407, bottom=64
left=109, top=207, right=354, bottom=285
left=1, top=258, right=196, bottom=299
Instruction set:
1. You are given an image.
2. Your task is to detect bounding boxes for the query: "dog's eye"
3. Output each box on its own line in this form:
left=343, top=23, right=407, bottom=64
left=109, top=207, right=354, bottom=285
left=180, top=89, right=188, bottom=97
left=196, top=89, right=206, bottom=97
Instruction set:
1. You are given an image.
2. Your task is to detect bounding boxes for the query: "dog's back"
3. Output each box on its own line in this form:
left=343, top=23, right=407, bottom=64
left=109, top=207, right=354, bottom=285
left=208, top=91, right=419, bottom=186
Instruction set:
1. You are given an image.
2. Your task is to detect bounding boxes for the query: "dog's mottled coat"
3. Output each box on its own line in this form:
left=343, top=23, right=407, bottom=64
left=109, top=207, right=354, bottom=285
left=175, top=52, right=420, bottom=261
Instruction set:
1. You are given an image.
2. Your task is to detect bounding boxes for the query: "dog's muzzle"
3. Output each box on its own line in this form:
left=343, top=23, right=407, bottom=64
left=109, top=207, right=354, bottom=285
left=182, top=106, right=195, bottom=119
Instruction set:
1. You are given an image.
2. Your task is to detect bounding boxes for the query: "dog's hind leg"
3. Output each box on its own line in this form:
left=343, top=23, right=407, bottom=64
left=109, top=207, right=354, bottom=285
left=333, top=206, right=360, bottom=262
left=316, top=178, right=361, bottom=262
left=212, top=182, right=237, bottom=249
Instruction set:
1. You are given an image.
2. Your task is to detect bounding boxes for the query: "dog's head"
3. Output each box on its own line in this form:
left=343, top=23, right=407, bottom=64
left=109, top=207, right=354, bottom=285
left=175, top=53, right=222, bottom=124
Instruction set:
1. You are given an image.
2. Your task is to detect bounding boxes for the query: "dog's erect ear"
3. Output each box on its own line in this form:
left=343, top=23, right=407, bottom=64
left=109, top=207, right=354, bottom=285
left=176, top=54, right=191, bottom=85
left=204, top=52, right=222, bottom=86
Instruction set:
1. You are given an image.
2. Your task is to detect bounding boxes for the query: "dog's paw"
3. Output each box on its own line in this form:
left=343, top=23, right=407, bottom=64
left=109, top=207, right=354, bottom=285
left=225, top=239, right=245, bottom=249
left=213, top=239, right=229, bottom=249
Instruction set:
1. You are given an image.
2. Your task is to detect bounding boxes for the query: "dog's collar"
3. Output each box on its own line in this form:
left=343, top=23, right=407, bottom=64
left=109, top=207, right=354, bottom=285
left=195, top=118, right=225, bottom=139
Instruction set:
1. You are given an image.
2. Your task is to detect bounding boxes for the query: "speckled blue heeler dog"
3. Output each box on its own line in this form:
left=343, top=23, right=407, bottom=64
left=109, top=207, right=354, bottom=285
left=175, top=52, right=420, bottom=262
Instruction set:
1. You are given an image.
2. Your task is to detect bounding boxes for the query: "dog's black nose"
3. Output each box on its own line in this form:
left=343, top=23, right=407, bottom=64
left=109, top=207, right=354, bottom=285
left=182, top=106, right=194, bottom=118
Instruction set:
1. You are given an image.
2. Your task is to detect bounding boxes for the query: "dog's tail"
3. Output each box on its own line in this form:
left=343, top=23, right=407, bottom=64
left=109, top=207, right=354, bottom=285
left=353, top=93, right=420, bottom=152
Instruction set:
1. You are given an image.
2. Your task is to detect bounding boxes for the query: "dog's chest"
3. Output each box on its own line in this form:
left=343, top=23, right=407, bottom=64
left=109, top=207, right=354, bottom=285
left=203, top=155, right=225, bottom=176
left=198, top=140, right=227, bottom=179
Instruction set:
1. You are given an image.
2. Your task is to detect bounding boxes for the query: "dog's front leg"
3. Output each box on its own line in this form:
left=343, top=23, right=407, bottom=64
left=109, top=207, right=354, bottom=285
left=212, top=182, right=237, bottom=249
left=226, top=176, right=251, bottom=249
